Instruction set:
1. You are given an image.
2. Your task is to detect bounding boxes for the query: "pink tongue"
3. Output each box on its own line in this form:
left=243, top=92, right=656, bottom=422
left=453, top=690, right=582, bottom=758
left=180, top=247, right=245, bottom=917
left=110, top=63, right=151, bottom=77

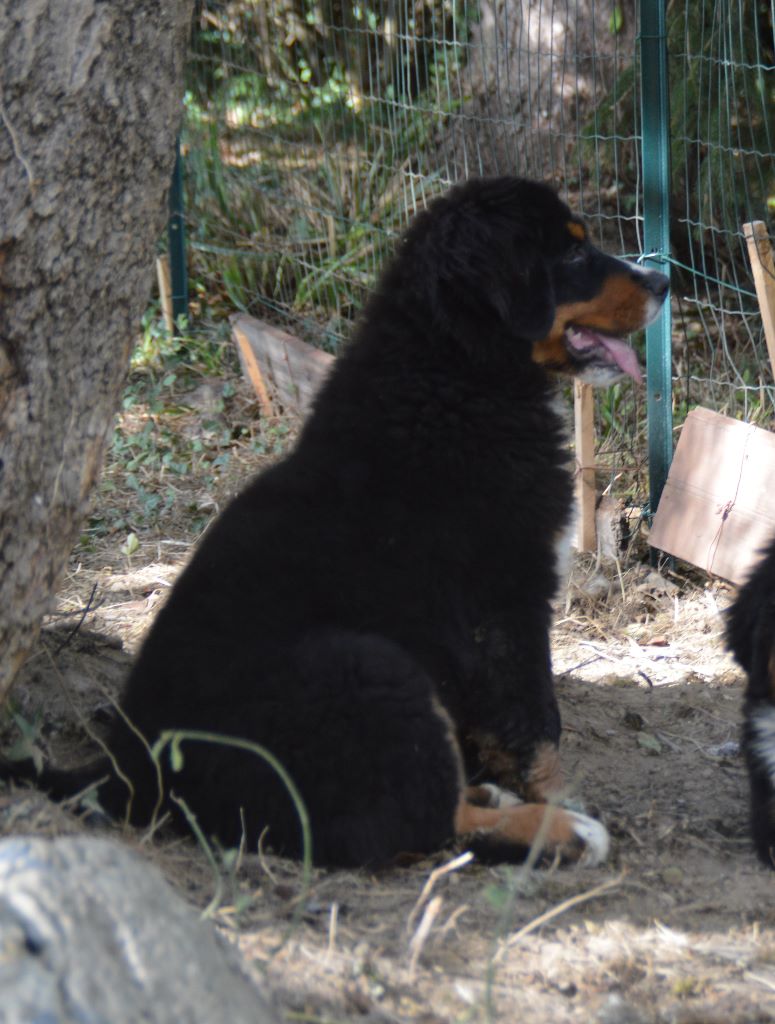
left=568, top=328, right=643, bottom=384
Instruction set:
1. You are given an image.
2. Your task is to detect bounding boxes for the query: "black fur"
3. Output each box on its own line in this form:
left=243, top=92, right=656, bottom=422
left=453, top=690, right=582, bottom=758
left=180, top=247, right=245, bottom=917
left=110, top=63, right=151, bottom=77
left=4, top=178, right=666, bottom=866
left=727, top=533, right=775, bottom=866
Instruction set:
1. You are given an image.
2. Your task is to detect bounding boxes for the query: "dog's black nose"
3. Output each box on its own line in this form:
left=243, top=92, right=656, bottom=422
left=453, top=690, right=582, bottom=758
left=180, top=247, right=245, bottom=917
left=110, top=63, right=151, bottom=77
left=642, top=270, right=670, bottom=299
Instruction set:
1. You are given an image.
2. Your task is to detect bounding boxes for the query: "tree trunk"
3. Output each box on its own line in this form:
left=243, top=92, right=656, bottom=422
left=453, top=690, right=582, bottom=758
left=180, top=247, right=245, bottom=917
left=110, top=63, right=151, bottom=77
left=443, top=0, right=637, bottom=184
left=0, top=1, right=194, bottom=702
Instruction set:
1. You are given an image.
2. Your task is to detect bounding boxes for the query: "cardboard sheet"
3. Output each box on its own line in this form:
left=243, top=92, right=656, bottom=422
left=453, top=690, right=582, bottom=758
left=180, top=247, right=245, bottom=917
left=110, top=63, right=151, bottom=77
left=649, top=407, right=775, bottom=584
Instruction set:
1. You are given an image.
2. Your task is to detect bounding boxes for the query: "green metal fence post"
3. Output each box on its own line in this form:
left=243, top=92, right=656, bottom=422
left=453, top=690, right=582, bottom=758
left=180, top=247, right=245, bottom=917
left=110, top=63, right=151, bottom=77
left=168, top=136, right=188, bottom=326
left=639, top=0, right=673, bottom=520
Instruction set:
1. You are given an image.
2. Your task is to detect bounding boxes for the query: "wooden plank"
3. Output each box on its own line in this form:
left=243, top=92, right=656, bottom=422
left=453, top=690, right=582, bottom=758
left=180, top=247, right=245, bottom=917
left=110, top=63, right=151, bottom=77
left=231, top=313, right=334, bottom=417
left=743, top=220, right=775, bottom=378
left=155, top=255, right=174, bottom=337
left=232, top=321, right=275, bottom=419
left=649, top=407, right=775, bottom=583
left=574, top=380, right=597, bottom=552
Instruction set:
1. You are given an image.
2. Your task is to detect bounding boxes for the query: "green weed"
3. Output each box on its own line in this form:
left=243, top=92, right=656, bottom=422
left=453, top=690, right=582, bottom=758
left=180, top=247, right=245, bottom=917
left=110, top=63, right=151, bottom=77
left=3, top=707, right=45, bottom=774
left=152, top=728, right=313, bottom=945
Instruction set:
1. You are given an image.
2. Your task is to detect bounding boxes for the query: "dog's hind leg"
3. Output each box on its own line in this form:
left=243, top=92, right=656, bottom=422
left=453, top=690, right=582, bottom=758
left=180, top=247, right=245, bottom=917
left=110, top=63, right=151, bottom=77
left=156, top=630, right=467, bottom=867
left=742, top=632, right=775, bottom=866
left=727, top=538, right=775, bottom=866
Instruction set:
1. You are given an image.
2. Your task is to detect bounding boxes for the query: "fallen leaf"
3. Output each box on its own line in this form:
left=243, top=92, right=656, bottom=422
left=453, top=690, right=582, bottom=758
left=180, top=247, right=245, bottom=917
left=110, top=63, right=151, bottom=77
left=637, top=732, right=663, bottom=755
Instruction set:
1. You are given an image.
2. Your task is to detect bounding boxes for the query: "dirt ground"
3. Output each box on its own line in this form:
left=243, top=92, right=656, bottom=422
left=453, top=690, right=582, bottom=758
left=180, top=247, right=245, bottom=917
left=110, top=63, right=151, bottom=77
left=3, top=401, right=775, bottom=1023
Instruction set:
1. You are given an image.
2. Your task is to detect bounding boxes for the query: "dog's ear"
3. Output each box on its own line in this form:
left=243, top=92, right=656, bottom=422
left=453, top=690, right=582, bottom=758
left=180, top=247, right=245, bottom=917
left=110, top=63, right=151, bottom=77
left=401, top=197, right=556, bottom=347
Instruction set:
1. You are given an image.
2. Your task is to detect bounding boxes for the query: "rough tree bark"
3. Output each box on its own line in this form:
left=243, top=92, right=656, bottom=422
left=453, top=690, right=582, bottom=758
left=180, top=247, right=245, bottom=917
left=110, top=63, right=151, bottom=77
left=0, top=1, right=194, bottom=703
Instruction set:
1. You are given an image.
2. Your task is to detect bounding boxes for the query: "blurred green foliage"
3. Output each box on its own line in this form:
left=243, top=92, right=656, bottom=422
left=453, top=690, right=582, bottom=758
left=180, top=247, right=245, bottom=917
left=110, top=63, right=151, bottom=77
left=586, top=0, right=774, bottom=264
left=183, top=0, right=470, bottom=348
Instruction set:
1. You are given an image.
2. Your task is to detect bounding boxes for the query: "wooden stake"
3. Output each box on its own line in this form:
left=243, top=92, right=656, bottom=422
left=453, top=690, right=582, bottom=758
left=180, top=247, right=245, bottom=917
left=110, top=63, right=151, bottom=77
left=743, top=221, right=775, bottom=379
left=574, top=380, right=597, bottom=552
left=155, top=255, right=175, bottom=337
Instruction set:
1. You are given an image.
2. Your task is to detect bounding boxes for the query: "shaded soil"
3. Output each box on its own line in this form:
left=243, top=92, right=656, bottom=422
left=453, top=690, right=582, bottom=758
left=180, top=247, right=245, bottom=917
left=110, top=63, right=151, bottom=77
left=3, top=426, right=775, bottom=1023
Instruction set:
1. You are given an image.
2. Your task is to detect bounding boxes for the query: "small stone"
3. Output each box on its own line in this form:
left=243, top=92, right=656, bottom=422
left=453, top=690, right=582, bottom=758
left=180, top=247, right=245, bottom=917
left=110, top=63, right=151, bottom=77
left=661, top=866, right=683, bottom=886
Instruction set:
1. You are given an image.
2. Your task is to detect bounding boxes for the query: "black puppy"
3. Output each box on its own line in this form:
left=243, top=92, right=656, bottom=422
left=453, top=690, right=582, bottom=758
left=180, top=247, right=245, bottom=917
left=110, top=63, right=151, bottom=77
left=727, top=533, right=775, bottom=866
left=6, top=178, right=668, bottom=866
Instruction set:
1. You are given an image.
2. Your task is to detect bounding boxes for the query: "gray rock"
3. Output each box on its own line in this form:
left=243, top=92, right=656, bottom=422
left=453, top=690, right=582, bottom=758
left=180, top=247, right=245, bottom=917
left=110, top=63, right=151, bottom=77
left=596, top=993, right=652, bottom=1024
left=0, top=835, right=279, bottom=1024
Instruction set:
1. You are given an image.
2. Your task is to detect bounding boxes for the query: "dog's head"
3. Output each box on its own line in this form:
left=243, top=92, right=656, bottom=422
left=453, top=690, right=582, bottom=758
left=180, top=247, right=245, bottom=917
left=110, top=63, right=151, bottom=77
left=398, top=177, right=669, bottom=385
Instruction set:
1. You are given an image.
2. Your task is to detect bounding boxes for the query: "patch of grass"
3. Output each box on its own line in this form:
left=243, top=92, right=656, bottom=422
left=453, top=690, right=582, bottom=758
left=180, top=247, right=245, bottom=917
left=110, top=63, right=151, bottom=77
left=153, top=728, right=313, bottom=944
left=77, top=309, right=293, bottom=559
left=182, top=1, right=470, bottom=351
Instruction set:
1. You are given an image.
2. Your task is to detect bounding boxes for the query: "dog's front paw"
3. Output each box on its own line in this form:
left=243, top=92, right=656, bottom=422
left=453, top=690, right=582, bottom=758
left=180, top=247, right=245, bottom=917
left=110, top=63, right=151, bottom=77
left=479, top=782, right=523, bottom=809
left=565, top=810, right=610, bottom=866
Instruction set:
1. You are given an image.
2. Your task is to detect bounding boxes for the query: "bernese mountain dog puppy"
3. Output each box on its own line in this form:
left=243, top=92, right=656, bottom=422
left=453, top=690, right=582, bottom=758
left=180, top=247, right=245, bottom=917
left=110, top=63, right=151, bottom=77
left=727, top=533, right=775, bottom=866
left=4, top=178, right=668, bottom=867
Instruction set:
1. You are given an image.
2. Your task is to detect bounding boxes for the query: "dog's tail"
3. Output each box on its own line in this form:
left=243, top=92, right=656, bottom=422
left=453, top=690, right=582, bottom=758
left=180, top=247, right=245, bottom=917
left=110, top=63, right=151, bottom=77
left=0, top=754, right=111, bottom=802
left=0, top=729, right=159, bottom=825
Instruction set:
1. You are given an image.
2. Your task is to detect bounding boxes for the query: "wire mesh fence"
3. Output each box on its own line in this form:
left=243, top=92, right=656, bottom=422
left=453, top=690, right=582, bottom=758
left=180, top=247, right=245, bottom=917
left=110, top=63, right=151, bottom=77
left=668, top=0, right=774, bottom=424
left=181, top=0, right=774, bottom=507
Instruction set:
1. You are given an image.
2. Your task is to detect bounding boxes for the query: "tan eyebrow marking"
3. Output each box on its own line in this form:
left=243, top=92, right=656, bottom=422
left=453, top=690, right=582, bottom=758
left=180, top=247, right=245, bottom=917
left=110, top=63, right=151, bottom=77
left=567, top=220, right=586, bottom=241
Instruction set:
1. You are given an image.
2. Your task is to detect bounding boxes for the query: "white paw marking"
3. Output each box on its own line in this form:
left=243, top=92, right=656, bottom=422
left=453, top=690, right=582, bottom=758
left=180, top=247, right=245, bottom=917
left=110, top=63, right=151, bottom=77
left=568, top=810, right=610, bottom=866
left=481, top=783, right=522, bottom=808
left=558, top=794, right=587, bottom=815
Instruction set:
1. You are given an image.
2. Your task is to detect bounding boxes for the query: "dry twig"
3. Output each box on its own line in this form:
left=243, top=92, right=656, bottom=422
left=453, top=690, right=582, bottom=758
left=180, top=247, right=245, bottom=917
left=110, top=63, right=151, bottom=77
left=494, top=873, right=624, bottom=963
left=406, top=850, right=473, bottom=932
left=407, top=894, right=443, bottom=977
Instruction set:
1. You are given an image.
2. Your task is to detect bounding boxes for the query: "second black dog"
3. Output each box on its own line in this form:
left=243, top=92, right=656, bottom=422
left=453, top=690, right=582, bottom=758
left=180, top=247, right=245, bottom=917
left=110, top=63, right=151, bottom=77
left=727, top=532, right=775, bottom=866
